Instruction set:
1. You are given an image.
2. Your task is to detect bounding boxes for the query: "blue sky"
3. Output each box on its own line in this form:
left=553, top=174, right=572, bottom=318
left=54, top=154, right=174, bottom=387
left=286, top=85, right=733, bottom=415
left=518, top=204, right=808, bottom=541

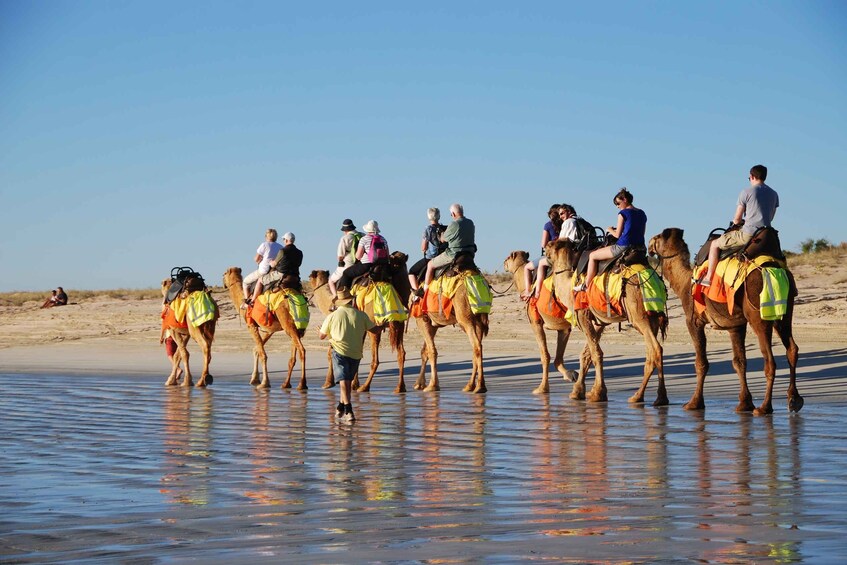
left=1, top=1, right=845, bottom=291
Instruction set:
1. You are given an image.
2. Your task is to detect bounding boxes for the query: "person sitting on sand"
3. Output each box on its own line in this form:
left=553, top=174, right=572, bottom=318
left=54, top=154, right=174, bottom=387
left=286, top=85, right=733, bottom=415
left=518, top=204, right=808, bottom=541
left=41, top=290, right=58, bottom=309
left=55, top=287, right=67, bottom=306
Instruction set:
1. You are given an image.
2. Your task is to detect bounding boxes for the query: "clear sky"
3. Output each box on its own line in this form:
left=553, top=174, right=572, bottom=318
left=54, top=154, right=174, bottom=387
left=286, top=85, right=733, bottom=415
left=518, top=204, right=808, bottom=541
left=1, top=1, right=845, bottom=292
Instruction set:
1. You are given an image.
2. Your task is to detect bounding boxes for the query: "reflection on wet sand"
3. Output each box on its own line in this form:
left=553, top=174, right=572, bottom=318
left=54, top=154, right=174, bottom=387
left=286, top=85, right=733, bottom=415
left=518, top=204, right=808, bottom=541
left=160, top=388, right=214, bottom=506
left=0, top=374, right=843, bottom=562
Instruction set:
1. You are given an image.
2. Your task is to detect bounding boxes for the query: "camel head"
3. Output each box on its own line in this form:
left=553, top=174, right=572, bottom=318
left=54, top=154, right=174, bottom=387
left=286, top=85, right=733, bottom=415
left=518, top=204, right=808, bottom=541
left=648, top=228, right=689, bottom=263
left=388, top=251, right=409, bottom=274
left=503, top=251, right=530, bottom=274
left=309, top=269, right=330, bottom=288
left=222, top=267, right=243, bottom=290
left=161, top=278, right=171, bottom=297
left=545, top=239, right=579, bottom=273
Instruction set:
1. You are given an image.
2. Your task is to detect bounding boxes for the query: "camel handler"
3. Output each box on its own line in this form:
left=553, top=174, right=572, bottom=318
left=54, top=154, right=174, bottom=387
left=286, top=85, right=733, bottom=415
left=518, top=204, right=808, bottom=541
left=329, top=219, right=364, bottom=298
left=699, top=164, right=779, bottom=287
left=242, top=228, right=284, bottom=307
left=318, top=288, right=377, bottom=423
left=422, top=203, right=476, bottom=292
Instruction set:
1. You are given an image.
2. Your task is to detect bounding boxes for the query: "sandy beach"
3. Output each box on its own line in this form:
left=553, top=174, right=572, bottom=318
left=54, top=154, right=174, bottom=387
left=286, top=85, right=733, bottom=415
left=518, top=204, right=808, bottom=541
left=2, top=252, right=847, bottom=561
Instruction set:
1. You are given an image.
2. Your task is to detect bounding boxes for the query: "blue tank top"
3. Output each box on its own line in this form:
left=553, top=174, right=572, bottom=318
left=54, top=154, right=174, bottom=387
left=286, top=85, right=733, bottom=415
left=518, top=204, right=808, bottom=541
left=617, top=208, right=647, bottom=247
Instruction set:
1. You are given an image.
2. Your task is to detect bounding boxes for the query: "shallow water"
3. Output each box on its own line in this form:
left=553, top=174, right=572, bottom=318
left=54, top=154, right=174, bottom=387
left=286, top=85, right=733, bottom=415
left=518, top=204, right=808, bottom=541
left=1, top=373, right=846, bottom=563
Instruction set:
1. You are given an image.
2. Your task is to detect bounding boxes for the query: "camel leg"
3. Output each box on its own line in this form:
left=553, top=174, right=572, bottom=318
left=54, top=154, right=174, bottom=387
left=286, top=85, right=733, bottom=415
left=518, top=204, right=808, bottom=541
left=554, top=326, right=577, bottom=384
left=177, top=335, right=193, bottom=388
left=422, top=326, right=440, bottom=392
left=415, top=343, right=428, bottom=391
left=571, top=343, right=591, bottom=400
left=683, top=320, right=709, bottom=411
left=322, top=347, right=336, bottom=389
left=628, top=324, right=666, bottom=407
left=581, top=314, right=607, bottom=402
left=165, top=334, right=188, bottom=386
left=728, top=327, right=755, bottom=412
left=775, top=317, right=803, bottom=412
left=471, top=322, right=486, bottom=394
left=356, top=330, right=381, bottom=392
left=752, top=322, right=776, bottom=416
left=255, top=331, right=273, bottom=389
left=392, top=322, right=407, bottom=394
left=195, top=329, right=213, bottom=388
left=285, top=331, right=307, bottom=391
left=530, top=319, right=552, bottom=394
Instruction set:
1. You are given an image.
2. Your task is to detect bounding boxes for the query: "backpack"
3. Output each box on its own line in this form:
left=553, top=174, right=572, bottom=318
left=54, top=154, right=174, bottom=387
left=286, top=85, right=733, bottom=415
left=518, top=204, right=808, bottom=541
left=426, top=223, right=448, bottom=254
left=366, top=233, right=389, bottom=263
left=574, top=218, right=602, bottom=251
left=347, top=232, right=363, bottom=264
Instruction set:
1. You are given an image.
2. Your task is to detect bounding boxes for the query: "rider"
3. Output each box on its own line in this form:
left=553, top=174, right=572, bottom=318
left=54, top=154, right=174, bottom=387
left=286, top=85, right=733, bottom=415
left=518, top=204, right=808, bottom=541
left=575, top=188, right=646, bottom=292
left=520, top=203, right=562, bottom=301
left=336, top=220, right=389, bottom=292
left=329, top=219, right=363, bottom=298
left=242, top=228, right=283, bottom=306
left=528, top=204, right=582, bottom=300
left=423, top=203, right=476, bottom=291
left=408, top=207, right=447, bottom=298
left=699, top=164, right=778, bottom=287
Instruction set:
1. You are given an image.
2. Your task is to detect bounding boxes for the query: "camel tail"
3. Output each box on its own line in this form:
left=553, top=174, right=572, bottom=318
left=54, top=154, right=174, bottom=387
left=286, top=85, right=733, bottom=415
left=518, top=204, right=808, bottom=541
left=297, top=328, right=306, bottom=338
left=479, top=313, right=490, bottom=338
left=657, top=312, right=668, bottom=341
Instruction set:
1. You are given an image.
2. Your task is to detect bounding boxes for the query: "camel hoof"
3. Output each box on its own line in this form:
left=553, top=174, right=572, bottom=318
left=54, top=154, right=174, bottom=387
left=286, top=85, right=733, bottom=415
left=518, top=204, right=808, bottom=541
left=280, top=382, right=292, bottom=390
left=462, top=385, right=473, bottom=392
left=249, top=380, right=260, bottom=387
left=394, top=385, right=407, bottom=394
left=182, top=380, right=194, bottom=388
left=587, top=391, right=607, bottom=403
left=195, top=381, right=207, bottom=389
left=789, top=395, right=804, bottom=413
left=735, top=402, right=755, bottom=413
left=321, top=382, right=336, bottom=389
left=257, top=381, right=270, bottom=389
left=628, top=395, right=645, bottom=404
left=683, top=399, right=705, bottom=411
left=753, top=405, right=773, bottom=417
left=652, top=396, right=669, bottom=407
left=165, top=378, right=178, bottom=387
left=356, top=385, right=370, bottom=393
left=563, top=370, right=578, bottom=383
left=413, top=383, right=424, bottom=391
left=423, top=384, right=440, bottom=392
left=297, top=384, right=308, bottom=391
left=532, top=386, right=549, bottom=395
left=474, top=386, right=487, bottom=394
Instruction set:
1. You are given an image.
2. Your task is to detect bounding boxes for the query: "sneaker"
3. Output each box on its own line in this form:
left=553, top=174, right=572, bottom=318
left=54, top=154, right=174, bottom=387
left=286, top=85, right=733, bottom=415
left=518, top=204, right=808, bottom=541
left=573, top=283, right=587, bottom=292
left=335, top=402, right=345, bottom=419
left=694, top=275, right=712, bottom=288
left=343, top=404, right=356, bottom=423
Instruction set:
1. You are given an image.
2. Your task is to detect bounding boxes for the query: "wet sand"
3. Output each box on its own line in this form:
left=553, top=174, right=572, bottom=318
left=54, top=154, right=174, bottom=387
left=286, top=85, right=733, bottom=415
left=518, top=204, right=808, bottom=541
left=2, top=347, right=847, bottom=562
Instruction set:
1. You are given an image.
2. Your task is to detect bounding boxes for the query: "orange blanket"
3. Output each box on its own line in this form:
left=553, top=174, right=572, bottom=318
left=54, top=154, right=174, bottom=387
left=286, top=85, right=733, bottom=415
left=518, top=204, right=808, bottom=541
left=529, top=278, right=567, bottom=321
left=161, top=306, right=188, bottom=330
left=247, top=299, right=276, bottom=328
left=586, top=282, right=624, bottom=317
left=422, top=288, right=453, bottom=318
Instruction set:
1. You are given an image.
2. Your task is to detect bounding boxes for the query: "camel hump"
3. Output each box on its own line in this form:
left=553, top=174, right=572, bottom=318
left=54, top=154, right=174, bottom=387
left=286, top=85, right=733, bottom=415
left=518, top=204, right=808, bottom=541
left=743, top=227, right=785, bottom=261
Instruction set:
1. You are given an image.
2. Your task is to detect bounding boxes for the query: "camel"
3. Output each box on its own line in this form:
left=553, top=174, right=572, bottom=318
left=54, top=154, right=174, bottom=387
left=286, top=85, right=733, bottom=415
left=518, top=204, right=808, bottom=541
left=308, top=252, right=409, bottom=393
left=503, top=251, right=578, bottom=393
left=160, top=279, right=218, bottom=388
left=222, top=267, right=310, bottom=390
left=545, top=239, right=669, bottom=405
left=412, top=262, right=490, bottom=393
left=648, top=228, right=803, bottom=415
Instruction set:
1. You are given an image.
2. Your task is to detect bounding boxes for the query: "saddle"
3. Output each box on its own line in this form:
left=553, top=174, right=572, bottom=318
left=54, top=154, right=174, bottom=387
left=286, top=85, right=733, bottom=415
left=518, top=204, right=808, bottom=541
left=350, top=259, right=392, bottom=289
left=693, top=226, right=784, bottom=269
left=575, top=237, right=648, bottom=279
left=246, top=273, right=302, bottom=297
left=166, top=266, right=206, bottom=303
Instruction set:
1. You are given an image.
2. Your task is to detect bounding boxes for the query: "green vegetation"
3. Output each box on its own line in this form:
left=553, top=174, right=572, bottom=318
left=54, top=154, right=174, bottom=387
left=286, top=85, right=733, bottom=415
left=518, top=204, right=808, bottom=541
left=787, top=241, right=847, bottom=267
left=799, top=238, right=833, bottom=254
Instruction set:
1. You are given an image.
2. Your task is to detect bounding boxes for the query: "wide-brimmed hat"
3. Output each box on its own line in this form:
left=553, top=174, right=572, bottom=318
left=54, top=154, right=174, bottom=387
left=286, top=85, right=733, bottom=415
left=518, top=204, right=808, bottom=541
left=335, top=288, right=355, bottom=305
left=340, top=219, right=356, bottom=232
left=363, top=220, right=380, bottom=234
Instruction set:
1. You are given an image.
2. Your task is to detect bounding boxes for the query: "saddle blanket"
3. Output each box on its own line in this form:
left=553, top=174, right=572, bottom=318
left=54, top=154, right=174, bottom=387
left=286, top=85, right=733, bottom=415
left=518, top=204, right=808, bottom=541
left=249, top=288, right=309, bottom=329
left=354, top=282, right=408, bottom=324
left=693, top=254, right=785, bottom=316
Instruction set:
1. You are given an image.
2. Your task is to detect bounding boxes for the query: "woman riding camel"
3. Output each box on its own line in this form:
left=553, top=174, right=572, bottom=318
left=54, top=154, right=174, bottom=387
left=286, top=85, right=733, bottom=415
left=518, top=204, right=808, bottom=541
left=575, top=187, right=646, bottom=292
left=408, top=207, right=447, bottom=299
left=520, top=203, right=563, bottom=301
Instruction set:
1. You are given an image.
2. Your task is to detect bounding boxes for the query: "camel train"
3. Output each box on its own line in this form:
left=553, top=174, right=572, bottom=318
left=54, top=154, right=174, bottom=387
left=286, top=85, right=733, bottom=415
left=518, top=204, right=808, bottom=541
left=160, top=224, right=803, bottom=415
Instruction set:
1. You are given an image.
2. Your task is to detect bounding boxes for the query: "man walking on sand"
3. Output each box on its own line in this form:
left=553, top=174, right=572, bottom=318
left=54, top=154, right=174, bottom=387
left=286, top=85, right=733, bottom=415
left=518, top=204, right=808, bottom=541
left=318, top=288, right=376, bottom=422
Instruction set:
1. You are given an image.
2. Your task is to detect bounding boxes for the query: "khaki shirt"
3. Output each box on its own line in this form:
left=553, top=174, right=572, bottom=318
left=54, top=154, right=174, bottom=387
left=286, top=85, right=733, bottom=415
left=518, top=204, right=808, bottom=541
left=319, top=305, right=375, bottom=359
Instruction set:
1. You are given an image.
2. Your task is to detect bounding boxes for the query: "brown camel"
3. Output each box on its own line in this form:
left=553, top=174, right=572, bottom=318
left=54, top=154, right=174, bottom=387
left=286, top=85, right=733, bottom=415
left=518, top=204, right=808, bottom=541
left=648, top=228, right=803, bottom=415
left=222, top=267, right=310, bottom=390
left=546, top=239, right=669, bottom=405
left=503, top=250, right=578, bottom=393
left=308, top=252, right=408, bottom=393
left=412, top=265, right=490, bottom=393
left=160, top=279, right=218, bottom=388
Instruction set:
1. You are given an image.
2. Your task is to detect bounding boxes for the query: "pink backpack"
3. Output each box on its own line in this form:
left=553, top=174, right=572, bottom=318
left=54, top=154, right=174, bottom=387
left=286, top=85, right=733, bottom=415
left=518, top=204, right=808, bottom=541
left=366, top=234, right=389, bottom=262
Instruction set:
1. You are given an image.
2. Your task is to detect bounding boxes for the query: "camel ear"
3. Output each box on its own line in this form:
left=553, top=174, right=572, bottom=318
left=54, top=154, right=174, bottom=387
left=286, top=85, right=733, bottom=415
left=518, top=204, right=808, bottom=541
left=661, top=228, right=673, bottom=239
left=522, top=251, right=530, bottom=261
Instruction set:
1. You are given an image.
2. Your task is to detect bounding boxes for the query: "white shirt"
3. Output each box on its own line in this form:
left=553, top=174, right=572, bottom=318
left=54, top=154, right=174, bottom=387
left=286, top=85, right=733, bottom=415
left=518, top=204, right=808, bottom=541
left=257, top=241, right=283, bottom=274
left=559, top=217, right=579, bottom=242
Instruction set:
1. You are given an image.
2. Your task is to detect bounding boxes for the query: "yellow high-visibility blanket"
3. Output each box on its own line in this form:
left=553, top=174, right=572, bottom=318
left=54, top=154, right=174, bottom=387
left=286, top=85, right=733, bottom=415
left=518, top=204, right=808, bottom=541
left=760, top=267, right=789, bottom=321
left=356, top=282, right=408, bottom=324
left=464, top=273, right=492, bottom=314
left=187, top=291, right=217, bottom=327
left=258, top=288, right=310, bottom=330
left=627, top=264, right=667, bottom=313
left=170, top=296, right=188, bottom=324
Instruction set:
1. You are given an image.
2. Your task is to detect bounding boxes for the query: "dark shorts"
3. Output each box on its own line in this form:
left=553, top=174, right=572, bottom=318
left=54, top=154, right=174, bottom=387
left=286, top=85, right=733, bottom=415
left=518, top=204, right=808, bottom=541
left=331, top=350, right=361, bottom=382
